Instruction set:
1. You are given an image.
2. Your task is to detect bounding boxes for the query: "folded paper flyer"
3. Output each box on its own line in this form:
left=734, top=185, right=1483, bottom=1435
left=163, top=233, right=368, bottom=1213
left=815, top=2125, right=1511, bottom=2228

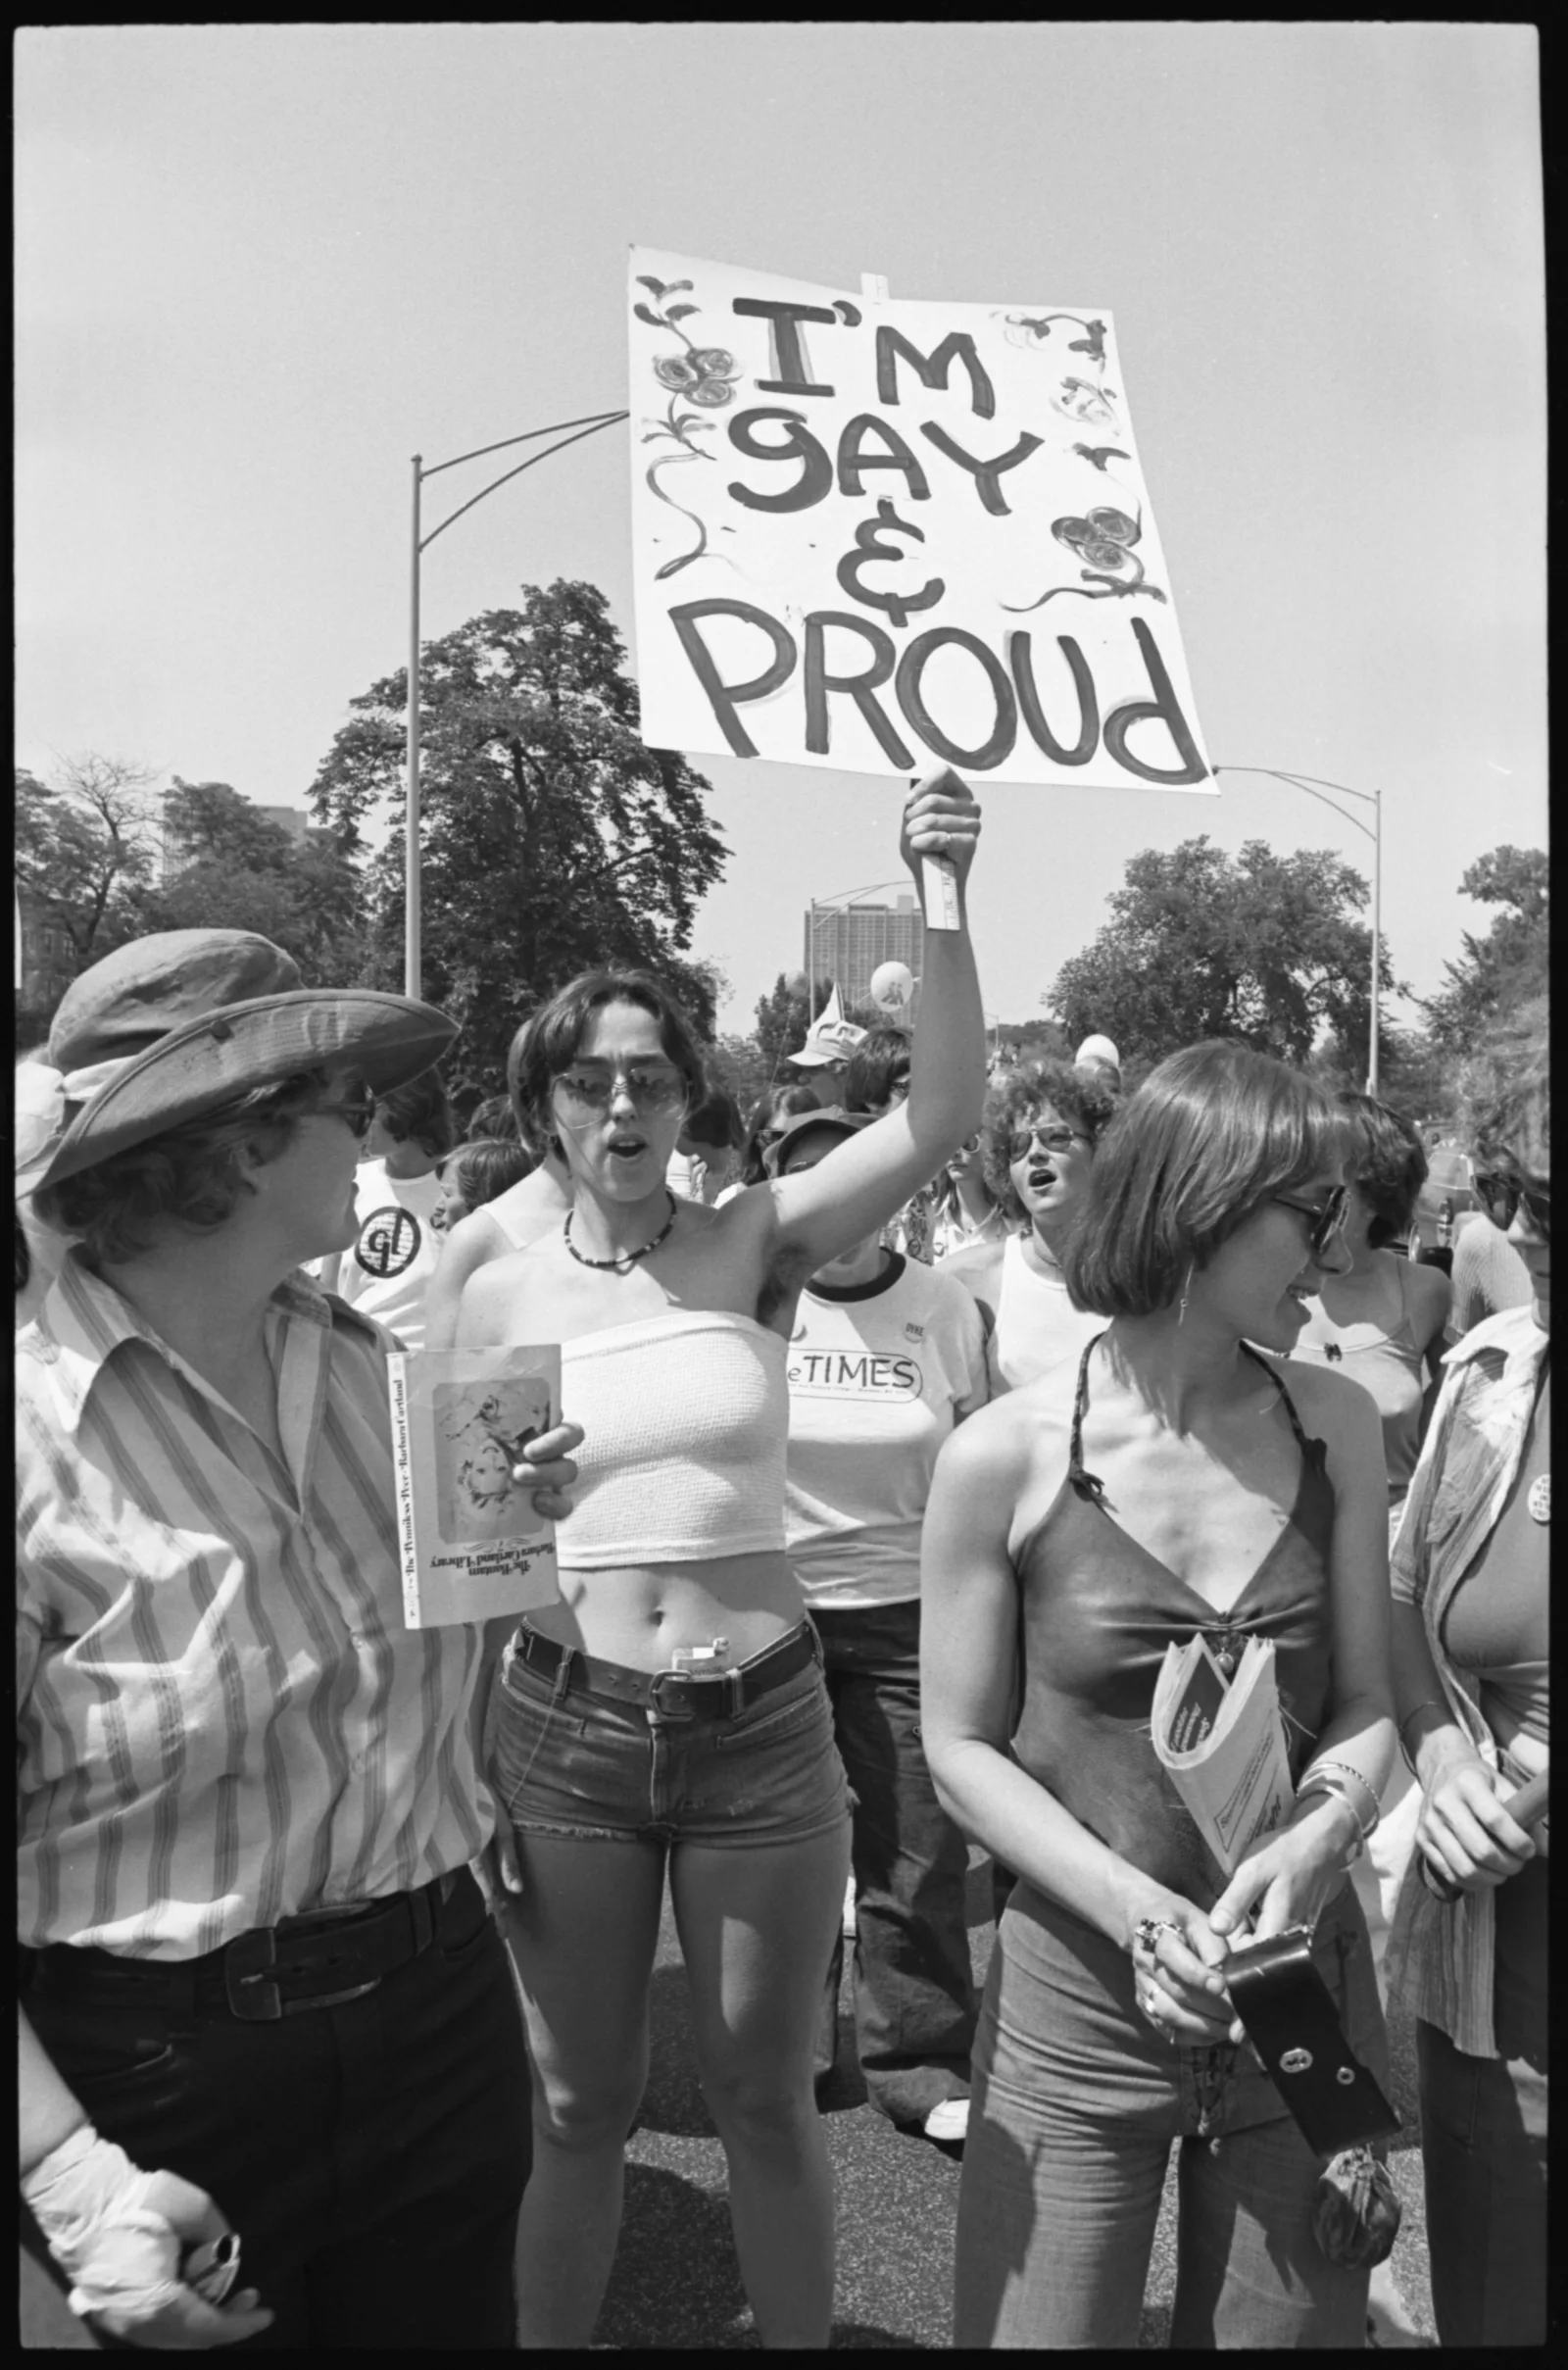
left=1151, top=1633, right=1295, bottom=1876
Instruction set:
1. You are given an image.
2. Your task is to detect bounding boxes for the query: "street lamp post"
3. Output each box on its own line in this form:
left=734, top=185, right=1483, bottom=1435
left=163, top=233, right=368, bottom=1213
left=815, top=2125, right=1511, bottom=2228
left=404, top=408, right=629, bottom=999
left=1213, top=765, right=1385, bottom=1096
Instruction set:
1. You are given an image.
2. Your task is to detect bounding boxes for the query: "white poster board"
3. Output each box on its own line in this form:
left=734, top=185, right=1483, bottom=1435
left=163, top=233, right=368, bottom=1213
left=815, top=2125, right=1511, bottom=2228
left=628, top=247, right=1213, bottom=793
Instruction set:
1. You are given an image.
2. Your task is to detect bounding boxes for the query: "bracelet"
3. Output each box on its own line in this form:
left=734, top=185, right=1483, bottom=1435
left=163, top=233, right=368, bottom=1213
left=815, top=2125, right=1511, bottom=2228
left=1396, top=1699, right=1450, bottom=1772
left=1294, top=1776, right=1368, bottom=1865
left=1307, top=1762, right=1383, bottom=1829
left=1298, top=1758, right=1381, bottom=1839
left=1300, top=1756, right=1381, bottom=1831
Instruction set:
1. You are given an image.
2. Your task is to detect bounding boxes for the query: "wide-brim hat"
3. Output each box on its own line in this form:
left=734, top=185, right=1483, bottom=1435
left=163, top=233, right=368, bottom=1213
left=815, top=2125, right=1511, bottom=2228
left=791, top=1018, right=868, bottom=1067
left=763, top=1105, right=876, bottom=1176
left=25, top=928, right=458, bottom=1195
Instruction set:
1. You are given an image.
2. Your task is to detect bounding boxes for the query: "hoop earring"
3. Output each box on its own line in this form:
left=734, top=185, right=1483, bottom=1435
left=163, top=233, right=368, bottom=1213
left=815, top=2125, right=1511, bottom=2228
left=1177, top=1262, right=1194, bottom=1327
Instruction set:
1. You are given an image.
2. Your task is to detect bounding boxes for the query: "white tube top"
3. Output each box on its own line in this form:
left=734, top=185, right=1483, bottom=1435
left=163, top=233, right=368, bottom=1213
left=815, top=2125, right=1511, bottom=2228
left=556, top=1309, right=789, bottom=1569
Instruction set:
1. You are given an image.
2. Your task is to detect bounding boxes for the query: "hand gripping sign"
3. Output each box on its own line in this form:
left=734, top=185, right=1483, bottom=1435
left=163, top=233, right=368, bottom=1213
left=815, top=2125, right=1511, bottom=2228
left=628, top=248, right=1213, bottom=798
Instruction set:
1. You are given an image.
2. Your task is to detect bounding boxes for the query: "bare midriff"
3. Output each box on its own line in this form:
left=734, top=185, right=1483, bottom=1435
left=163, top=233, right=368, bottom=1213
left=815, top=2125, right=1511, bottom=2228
left=526, top=1549, right=807, bottom=1671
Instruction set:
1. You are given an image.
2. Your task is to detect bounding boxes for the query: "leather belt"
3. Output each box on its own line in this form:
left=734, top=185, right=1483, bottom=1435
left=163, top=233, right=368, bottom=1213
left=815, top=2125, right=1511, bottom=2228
left=28, top=1871, right=463, bottom=2023
left=514, top=1619, right=817, bottom=1720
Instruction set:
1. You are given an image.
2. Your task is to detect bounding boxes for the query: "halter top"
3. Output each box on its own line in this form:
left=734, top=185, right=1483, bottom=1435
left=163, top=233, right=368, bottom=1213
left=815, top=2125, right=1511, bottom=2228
left=1009, top=1334, right=1337, bottom=1908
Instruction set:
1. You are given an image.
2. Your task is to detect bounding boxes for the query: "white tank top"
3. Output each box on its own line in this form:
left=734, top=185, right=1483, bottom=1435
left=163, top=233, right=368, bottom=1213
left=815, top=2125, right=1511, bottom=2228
left=557, top=1309, right=789, bottom=1568
left=986, top=1232, right=1107, bottom=1396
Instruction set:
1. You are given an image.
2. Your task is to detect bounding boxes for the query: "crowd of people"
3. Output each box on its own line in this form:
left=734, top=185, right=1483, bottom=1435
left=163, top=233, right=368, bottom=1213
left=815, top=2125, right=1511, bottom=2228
left=15, top=764, right=1548, bottom=2350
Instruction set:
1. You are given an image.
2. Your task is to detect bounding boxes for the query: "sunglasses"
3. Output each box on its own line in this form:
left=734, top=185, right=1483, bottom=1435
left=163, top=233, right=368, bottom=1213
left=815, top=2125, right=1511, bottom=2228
left=1008, top=1124, right=1088, bottom=1162
left=321, top=1090, right=377, bottom=1141
left=1473, top=1171, right=1551, bottom=1238
left=1271, top=1182, right=1350, bottom=1260
left=553, top=1064, right=687, bottom=1117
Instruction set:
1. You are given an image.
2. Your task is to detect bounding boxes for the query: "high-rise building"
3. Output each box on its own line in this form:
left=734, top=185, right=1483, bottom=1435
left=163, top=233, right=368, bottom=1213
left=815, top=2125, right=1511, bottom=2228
left=804, top=893, right=923, bottom=1019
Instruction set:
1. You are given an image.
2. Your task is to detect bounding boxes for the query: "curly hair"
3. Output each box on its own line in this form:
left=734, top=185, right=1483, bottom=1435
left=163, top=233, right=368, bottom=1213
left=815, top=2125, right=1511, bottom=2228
left=1064, top=1042, right=1348, bottom=1318
left=1336, top=1091, right=1427, bottom=1247
left=510, top=970, right=708, bottom=1160
left=34, top=1069, right=334, bottom=1267
left=980, top=1059, right=1121, bottom=1223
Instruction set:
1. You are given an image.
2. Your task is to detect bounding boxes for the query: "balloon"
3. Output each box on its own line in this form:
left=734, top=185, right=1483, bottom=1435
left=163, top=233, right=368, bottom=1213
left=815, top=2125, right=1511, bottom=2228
left=869, top=962, right=913, bottom=1012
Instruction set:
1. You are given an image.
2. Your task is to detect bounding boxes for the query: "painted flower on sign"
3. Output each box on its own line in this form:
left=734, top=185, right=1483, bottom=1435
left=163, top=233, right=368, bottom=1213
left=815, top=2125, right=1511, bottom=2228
left=1002, top=506, right=1167, bottom=615
left=634, top=277, right=742, bottom=580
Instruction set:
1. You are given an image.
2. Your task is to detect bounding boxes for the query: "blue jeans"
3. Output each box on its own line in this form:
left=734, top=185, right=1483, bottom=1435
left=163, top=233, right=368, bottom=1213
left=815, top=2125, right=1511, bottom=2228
left=491, top=1625, right=849, bottom=1850
left=810, top=1600, right=977, bottom=2126
left=954, top=1880, right=1388, bottom=2347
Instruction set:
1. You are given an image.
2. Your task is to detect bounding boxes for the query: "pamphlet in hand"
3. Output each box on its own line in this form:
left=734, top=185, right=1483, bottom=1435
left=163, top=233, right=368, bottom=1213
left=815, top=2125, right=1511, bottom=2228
left=388, top=1346, right=564, bottom=1628
left=1151, top=1633, right=1295, bottom=1876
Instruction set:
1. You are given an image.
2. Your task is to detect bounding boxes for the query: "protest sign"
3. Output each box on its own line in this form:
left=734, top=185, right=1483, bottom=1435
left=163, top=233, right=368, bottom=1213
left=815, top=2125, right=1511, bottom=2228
left=628, top=247, right=1213, bottom=793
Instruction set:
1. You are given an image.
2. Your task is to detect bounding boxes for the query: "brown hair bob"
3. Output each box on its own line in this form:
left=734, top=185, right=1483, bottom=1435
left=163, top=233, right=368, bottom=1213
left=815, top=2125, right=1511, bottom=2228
left=1063, top=1042, right=1347, bottom=1317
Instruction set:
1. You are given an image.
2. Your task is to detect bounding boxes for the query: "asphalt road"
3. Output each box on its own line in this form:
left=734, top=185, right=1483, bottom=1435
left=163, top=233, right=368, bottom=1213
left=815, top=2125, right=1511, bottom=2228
left=594, top=1849, right=1437, bottom=2348
left=22, top=1851, right=1437, bottom=2349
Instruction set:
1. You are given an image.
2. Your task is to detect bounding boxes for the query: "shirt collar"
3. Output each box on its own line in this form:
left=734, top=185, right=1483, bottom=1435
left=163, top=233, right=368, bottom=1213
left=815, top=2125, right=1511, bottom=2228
left=34, top=1251, right=335, bottom=1437
left=1440, top=1302, right=1548, bottom=1386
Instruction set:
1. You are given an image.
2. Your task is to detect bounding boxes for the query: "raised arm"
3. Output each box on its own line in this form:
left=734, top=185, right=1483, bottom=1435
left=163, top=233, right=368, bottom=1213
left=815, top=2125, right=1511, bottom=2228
left=755, top=768, right=987, bottom=1282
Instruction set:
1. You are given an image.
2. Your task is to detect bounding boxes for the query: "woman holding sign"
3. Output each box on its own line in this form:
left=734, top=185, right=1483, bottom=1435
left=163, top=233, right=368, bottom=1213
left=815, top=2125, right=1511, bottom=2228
left=920, top=1044, right=1397, bottom=2346
left=457, top=771, right=985, bottom=2350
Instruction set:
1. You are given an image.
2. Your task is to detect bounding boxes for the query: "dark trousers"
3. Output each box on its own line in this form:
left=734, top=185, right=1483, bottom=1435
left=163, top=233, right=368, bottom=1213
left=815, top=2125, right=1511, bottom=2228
left=811, top=1598, right=977, bottom=2125
left=21, top=1870, right=529, bottom=2349
left=1417, top=2013, right=1547, bottom=2347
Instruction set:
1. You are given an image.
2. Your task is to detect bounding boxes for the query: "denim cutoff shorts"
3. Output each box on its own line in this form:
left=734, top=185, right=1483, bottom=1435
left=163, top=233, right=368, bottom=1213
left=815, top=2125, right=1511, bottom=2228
left=491, top=1624, right=851, bottom=1851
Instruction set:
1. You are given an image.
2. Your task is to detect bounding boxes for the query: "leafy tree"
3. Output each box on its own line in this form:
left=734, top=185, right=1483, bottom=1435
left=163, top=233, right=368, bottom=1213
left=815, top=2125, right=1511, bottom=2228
left=1048, top=837, right=1403, bottom=1073
left=162, top=778, right=295, bottom=871
left=753, top=973, right=812, bottom=1077
left=308, top=579, right=728, bottom=1096
left=15, top=754, right=162, bottom=978
left=132, top=778, right=368, bottom=989
left=1419, top=846, right=1547, bottom=1056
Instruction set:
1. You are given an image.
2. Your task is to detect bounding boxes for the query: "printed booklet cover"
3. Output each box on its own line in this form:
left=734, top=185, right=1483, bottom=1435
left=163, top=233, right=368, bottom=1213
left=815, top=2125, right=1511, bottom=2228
left=388, top=1346, right=563, bottom=1628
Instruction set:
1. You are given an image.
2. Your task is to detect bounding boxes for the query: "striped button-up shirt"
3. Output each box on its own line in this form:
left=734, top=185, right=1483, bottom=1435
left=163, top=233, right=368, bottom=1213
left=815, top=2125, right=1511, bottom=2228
left=18, top=1254, right=493, bottom=1959
left=1384, top=1304, right=1549, bottom=2058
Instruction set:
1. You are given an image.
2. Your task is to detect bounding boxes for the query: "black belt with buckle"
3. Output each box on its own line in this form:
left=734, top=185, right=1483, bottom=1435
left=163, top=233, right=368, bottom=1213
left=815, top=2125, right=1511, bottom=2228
left=514, top=1619, right=817, bottom=1720
left=28, top=1871, right=463, bottom=2023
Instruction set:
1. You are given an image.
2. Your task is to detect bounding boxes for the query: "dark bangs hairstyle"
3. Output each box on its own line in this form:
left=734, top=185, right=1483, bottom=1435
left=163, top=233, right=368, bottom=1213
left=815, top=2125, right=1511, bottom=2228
left=844, top=1027, right=912, bottom=1114
left=512, top=969, right=708, bottom=1159
left=34, top=1069, right=336, bottom=1268
left=1064, top=1042, right=1348, bottom=1317
left=1336, top=1091, right=1427, bottom=1247
left=981, top=1058, right=1121, bottom=1223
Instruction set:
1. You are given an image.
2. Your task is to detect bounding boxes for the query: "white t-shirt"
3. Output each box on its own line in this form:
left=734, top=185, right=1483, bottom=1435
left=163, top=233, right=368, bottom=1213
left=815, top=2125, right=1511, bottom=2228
left=986, top=1231, right=1105, bottom=1395
left=783, top=1253, right=989, bottom=1609
left=333, top=1160, right=446, bottom=1349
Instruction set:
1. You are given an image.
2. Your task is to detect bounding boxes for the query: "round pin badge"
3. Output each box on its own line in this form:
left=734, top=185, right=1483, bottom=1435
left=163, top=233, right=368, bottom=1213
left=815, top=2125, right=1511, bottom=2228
left=1527, top=1473, right=1549, bottom=1525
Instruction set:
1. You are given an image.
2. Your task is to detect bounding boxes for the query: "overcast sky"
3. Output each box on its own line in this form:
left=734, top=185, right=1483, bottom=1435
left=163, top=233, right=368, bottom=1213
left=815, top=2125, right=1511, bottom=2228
left=16, top=23, right=1544, bottom=1033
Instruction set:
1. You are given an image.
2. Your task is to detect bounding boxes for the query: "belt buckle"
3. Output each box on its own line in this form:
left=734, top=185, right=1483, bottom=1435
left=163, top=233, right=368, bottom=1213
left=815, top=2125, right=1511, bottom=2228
left=648, top=1668, right=699, bottom=1719
left=224, top=1926, right=283, bottom=2022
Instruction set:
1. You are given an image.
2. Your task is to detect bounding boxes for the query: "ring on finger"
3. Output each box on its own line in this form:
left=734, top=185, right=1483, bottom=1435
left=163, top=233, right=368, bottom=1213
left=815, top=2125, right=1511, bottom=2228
left=1134, top=1915, right=1180, bottom=1959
